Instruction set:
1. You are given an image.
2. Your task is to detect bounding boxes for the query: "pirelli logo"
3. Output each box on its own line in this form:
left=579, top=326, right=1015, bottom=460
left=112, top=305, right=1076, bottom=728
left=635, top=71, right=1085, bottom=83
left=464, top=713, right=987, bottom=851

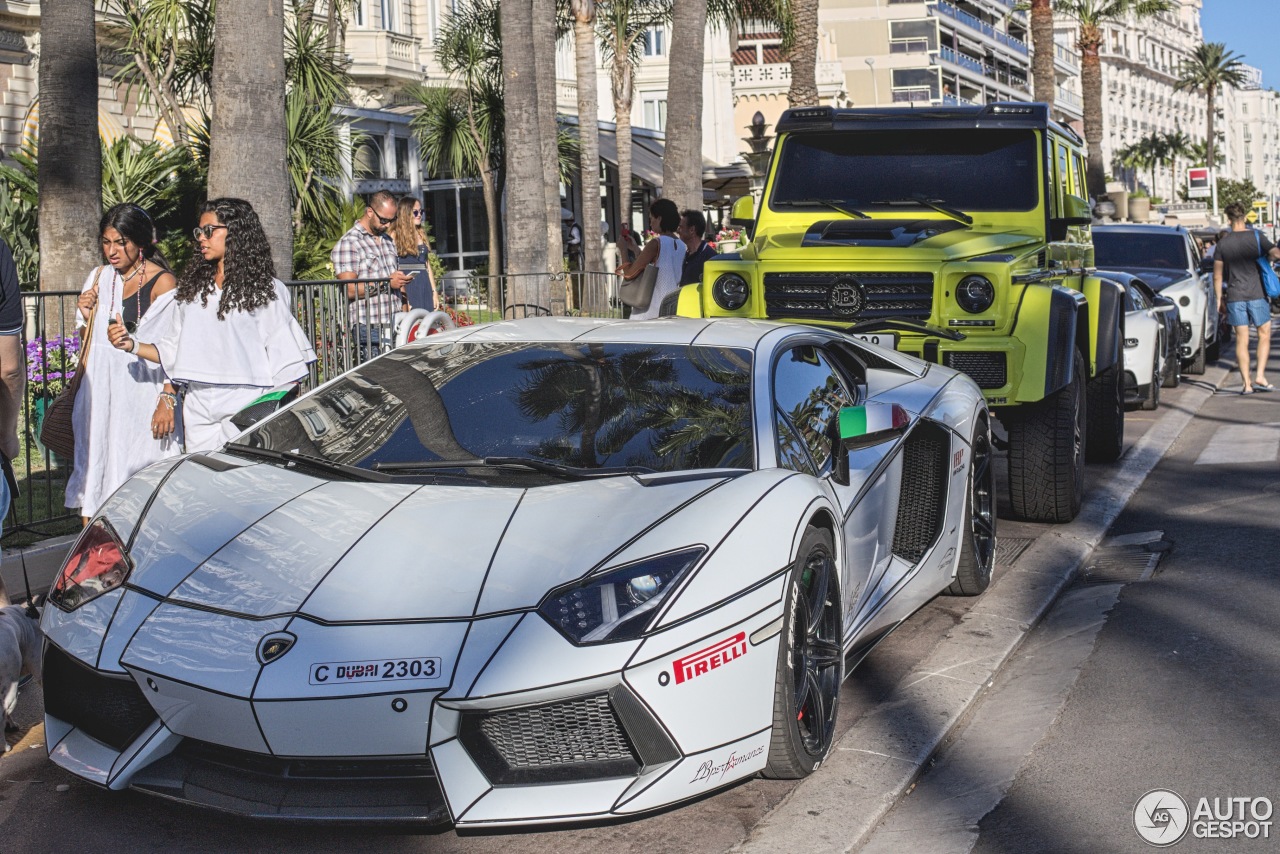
left=672, top=632, right=747, bottom=685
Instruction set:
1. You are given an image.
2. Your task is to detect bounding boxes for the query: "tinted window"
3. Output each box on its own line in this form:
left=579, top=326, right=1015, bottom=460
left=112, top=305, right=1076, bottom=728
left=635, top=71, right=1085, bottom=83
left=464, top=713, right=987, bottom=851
left=239, top=343, right=754, bottom=476
left=1094, top=231, right=1190, bottom=271
left=771, top=129, right=1039, bottom=213
left=773, top=346, right=855, bottom=475
left=1128, top=284, right=1149, bottom=311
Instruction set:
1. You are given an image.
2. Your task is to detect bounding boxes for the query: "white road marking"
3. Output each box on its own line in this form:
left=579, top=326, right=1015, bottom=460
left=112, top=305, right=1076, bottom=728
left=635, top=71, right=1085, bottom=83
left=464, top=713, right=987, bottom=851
left=1194, top=422, right=1280, bottom=465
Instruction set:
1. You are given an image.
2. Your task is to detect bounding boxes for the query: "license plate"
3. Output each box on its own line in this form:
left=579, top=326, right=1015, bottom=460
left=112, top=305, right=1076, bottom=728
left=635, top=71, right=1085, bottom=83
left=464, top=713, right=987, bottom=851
left=853, top=332, right=898, bottom=350
left=309, top=657, right=442, bottom=685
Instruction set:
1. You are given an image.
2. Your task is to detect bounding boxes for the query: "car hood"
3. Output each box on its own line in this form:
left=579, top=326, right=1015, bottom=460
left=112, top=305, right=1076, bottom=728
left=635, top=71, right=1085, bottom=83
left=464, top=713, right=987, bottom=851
left=1098, top=266, right=1194, bottom=292
left=751, top=222, right=1039, bottom=263
left=116, top=455, right=746, bottom=624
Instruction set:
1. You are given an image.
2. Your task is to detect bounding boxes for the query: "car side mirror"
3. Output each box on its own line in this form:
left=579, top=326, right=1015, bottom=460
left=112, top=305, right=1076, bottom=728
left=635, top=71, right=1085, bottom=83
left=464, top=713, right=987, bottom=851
left=831, top=403, right=910, bottom=486
left=1049, top=194, right=1092, bottom=240
left=729, top=196, right=755, bottom=228
left=230, top=383, right=301, bottom=431
left=1153, top=304, right=1177, bottom=314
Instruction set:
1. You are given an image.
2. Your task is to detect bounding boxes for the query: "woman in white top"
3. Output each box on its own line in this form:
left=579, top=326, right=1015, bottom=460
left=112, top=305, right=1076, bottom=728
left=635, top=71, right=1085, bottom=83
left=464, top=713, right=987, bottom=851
left=66, top=203, right=181, bottom=520
left=617, top=198, right=683, bottom=320
left=107, top=198, right=316, bottom=452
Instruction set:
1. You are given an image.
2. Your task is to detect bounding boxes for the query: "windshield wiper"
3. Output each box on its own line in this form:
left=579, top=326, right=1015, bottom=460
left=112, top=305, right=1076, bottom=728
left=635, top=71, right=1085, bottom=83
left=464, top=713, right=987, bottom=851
left=222, top=443, right=390, bottom=482
left=774, top=198, right=870, bottom=219
left=372, top=457, right=656, bottom=480
left=844, top=318, right=966, bottom=341
left=870, top=195, right=973, bottom=225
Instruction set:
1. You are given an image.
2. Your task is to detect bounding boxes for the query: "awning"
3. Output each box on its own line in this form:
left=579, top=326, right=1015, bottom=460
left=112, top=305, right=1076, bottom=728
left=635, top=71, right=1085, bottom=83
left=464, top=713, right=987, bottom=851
left=23, top=99, right=125, bottom=147
left=596, top=126, right=666, bottom=190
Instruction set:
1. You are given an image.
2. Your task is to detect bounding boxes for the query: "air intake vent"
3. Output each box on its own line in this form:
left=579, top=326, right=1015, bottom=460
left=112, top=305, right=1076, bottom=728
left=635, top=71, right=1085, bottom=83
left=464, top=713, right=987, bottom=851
left=943, top=351, right=1008, bottom=388
left=43, top=642, right=158, bottom=751
left=892, top=423, right=950, bottom=563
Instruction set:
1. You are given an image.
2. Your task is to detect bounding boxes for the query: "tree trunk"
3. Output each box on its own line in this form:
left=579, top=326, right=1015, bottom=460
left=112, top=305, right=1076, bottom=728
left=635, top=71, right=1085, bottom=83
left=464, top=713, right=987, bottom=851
left=501, top=0, right=547, bottom=291
left=572, top=4, right=603, bottom=278
left=208, top=0, right=293, bottom=278
left=785, top=0, right=819, bottom=108
left=38, top=0, right=102, bottom=293
left=1081, top=42, right=1105, bottom=199
left=613, top=57, right=635, bottom=237
left=532, top=0, right=561, bottom=281
left=663, top=0, right=706, bottom=214
left=1031, top=0, right=1055, bottom=109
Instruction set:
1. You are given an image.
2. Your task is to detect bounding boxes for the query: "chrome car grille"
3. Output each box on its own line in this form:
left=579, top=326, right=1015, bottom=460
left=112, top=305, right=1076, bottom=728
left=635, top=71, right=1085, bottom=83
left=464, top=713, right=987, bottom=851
left=763, top=272, right=934, bottom=321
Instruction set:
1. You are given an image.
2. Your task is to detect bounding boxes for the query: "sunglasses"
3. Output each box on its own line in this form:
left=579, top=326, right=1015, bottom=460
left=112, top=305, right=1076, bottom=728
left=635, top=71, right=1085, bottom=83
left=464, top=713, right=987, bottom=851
left=192, top=224, right=228, bottom=240
left=371, top=210, right=396, bottom=225
left=412, top=209, right=423, bottom=218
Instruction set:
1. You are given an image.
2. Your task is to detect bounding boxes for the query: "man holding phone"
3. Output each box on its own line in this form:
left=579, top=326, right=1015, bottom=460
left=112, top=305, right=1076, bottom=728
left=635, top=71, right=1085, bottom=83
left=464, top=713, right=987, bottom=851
left=332, top=190, right=412, bottom=360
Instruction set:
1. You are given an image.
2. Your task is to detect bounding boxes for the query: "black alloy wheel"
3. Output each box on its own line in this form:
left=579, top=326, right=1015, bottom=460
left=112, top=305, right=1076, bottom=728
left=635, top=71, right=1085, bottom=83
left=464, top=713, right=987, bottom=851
left=947, top=418, right=996, bottom=595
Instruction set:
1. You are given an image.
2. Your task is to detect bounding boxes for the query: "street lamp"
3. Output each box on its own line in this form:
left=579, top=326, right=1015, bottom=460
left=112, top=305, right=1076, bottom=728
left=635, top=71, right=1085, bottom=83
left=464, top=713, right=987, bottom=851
left=865, top=57, right=879, bottom=107
left=744, top=111, right=773, bottom=202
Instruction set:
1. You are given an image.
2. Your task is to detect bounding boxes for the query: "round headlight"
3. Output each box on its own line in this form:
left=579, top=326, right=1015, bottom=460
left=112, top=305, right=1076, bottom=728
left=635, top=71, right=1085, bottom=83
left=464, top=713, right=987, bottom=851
left=713, top=273, right=750, bottom=311
left=956, top=275, right=995, bottom=314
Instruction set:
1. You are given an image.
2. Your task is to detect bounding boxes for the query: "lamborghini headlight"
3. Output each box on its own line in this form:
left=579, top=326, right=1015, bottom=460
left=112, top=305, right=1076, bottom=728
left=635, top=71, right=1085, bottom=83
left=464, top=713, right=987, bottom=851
left=539, top=547, right=705, bottom=644
left=50, top=518, right=134, bottom=611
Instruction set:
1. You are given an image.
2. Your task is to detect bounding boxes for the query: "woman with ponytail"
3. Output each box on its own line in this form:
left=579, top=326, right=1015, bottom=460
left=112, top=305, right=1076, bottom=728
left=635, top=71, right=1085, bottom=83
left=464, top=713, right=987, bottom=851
left=66, top=203, right=181, bottom=519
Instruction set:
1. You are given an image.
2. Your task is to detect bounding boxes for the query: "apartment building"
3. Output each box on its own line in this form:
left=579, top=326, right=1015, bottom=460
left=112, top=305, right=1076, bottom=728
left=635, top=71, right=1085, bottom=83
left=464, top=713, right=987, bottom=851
left=1223, top=69, right=1280, bottom=219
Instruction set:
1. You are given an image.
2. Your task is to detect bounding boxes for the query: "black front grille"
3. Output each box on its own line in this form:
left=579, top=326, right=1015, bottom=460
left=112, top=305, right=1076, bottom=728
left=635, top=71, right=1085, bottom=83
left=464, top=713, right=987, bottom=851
left=659, top=290, right=681, bottom=317
left=128, top=739, right=448, bottom=823
left=893, top=423, right=950, bottom=563
left=764, top=271, right=934, bottom=321
left=944, top=351, right=1008, bottom=389
left=43, top=642, right=158, bottom=751
left=1180, top=321, right=1192, bottom=345
left=460, top=693, right=640, bottom=785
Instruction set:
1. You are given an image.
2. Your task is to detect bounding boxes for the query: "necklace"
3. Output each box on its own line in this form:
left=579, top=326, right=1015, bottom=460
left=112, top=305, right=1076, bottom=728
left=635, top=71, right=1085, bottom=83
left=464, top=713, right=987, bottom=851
left=110, top=257, right=147, bottom=322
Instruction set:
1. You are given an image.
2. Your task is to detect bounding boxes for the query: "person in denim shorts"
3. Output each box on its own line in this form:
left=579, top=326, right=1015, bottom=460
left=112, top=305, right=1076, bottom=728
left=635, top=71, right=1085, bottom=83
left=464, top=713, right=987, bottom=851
left=1213, top=202, right=1278, bottom=394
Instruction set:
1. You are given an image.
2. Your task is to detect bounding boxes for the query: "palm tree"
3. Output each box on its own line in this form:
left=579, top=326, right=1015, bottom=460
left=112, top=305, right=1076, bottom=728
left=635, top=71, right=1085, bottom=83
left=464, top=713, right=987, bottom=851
left=663, top=2, right=707, bottom=214
left=1031, top=0, right=1055, bottom=108
left=533, top=0, right=564, bottom=278
left=37, top=0, right=102, bottom=292
left=503, top=0, right=551, bottom=281
left=1189, top=140, right=1223, bottom=170
left=1162, top=130, right=1192, bottom=203
left=598, top=1, right=669, bottom=230
left=571, top=1, right=604, bottom=275
left=1140, top=132, right=1168, bottom=199
left=1056, top=0, right=1173, bottom=199
left=208, top=0, right=293, bottom=277
left=784, top=0, right=820, bottom=107
left=412, top=0, right=504, bottom=279
left=1175, top=42, right=1247, bottom=185
left=1114, top=141, right=1145, bottom=193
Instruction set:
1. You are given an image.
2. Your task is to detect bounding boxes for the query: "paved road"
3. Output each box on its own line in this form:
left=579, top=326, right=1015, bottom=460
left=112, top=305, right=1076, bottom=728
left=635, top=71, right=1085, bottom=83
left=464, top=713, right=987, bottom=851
left=857, top=332, right=1280, bottom=853
left=0, top=360, right=1220, bottom=853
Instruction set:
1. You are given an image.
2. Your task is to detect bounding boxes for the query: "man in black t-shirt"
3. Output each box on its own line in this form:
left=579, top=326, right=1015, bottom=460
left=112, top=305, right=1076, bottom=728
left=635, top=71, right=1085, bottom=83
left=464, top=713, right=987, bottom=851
left=677, top=209, right=718, bottom=286
left=1214, top=202, right=1280, bottom=393
left=0, top=237, right=25, bottom=541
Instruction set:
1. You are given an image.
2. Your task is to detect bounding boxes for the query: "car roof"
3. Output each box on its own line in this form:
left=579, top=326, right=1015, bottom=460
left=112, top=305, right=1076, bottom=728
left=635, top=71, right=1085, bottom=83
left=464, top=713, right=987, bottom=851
left=427, top=316, right=786, bottom=350
left=1093, top=223, right=1189, bottom=236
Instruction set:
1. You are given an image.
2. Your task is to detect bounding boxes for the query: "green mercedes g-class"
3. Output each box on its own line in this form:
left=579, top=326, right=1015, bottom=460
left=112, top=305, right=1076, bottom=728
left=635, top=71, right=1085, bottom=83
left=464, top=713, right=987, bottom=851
left=671, top=103, right=1124, bottom=523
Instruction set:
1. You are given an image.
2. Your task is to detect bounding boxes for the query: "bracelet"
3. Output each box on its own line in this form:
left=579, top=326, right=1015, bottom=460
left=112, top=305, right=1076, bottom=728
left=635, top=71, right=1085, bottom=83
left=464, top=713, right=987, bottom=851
left=158, top=392, right=177, bottom=409
left=129, top=338, right=140, bottom=354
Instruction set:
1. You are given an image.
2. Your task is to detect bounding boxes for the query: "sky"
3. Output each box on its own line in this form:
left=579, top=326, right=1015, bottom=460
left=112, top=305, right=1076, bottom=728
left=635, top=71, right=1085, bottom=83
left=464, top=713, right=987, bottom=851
left=1200, top=0, right=1278, bottom=90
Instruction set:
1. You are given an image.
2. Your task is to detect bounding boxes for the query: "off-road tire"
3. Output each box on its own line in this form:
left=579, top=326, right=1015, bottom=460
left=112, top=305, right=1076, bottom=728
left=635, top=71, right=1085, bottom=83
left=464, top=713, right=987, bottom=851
left=1205, top=330, right=1220, bottom=364
left=1161, top=335, right=1180, bottom=388
left=764, top=525, right=843, bottom=780
left=1187, top=329, right=1207, bottom=375
left=1085, top=360, right=1125, bottom=463
left=1140, top=350, right=1161, bottom=411
left=1005, top=350, right=1085, bottom=523
left=946, top=417, right=996, bottom=596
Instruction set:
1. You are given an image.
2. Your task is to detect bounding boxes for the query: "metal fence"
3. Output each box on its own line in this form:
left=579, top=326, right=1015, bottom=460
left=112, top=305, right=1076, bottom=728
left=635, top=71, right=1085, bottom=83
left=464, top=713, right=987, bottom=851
left=4, top=271, right=624, bottom=541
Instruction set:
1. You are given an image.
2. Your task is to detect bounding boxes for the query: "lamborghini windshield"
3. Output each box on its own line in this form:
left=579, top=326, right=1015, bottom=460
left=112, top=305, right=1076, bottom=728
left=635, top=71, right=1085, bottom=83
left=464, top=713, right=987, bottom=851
left=232, top=342, right=754, bottom=477
left=770, top=129, right=1040, bottom=213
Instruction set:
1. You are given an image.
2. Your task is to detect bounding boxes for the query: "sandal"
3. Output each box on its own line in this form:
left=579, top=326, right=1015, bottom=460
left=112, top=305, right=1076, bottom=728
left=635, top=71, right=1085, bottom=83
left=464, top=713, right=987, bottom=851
left=1255, top=382, right=1275, bottom=392
left=1242, top=388, right=1256, bottom=395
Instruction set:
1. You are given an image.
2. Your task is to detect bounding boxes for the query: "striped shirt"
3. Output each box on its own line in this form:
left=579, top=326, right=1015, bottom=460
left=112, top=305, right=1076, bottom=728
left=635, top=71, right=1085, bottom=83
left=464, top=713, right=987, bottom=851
left=331, top=222, right=401, bottom=326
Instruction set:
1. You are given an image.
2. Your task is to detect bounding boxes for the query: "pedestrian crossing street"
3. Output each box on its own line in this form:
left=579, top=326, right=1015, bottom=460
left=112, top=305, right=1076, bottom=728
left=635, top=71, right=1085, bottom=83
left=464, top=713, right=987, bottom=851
left=1194, top=421, right=1280, bottom=465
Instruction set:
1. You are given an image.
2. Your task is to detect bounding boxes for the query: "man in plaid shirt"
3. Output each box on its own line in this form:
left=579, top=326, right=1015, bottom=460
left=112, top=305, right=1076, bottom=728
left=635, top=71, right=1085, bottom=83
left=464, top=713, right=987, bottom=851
left=332, top=189, right=411, bottom=358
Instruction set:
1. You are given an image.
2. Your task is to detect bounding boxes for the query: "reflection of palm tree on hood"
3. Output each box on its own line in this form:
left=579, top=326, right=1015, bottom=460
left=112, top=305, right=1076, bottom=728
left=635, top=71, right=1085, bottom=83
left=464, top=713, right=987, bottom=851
left=358, top=355, right=472, bottom=461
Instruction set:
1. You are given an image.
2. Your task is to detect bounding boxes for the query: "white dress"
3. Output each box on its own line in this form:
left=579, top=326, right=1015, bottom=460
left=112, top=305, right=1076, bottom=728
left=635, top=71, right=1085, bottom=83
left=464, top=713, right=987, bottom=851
left=65, top=267, right=180, bottom=516
left=631, top=235, right=683, bottom=320
left=141, top=279, right=317, bottom=452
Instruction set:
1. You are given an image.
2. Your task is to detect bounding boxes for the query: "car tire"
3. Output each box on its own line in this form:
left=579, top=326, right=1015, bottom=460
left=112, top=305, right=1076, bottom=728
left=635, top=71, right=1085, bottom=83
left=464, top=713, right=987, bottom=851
left=1205, top=332, right=1220, bottom=364
left=946, top=417, right=996, bottom=596
left=1187, top=329, right=1207, bottom=375
left=763, top=525, right=843, bottom=780
left=1162, top=336, right=1180, bottom=388
left=1005, top=349, right=1085, bottom=523
left=1085, top=360, right=1125, bottom=463
left=1141, top=350, right=1161, bottom=411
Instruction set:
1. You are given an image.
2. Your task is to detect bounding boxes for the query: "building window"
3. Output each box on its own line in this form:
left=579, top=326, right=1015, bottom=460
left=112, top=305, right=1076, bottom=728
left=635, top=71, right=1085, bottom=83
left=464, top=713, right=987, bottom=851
left=642, top=97, right=667, bottom=131
left=889, top=19, right=938, bottom=54
left=354, top=138, right=383, bottom=178
left=642, top=26, right=666, bottom=56
left=353, top=0, right=366, bottom=27
left=380, top=0, right=399, bottom=32
left=395, top=137, right=411, bottom=179
left=890, top=67, right=940, bottom=102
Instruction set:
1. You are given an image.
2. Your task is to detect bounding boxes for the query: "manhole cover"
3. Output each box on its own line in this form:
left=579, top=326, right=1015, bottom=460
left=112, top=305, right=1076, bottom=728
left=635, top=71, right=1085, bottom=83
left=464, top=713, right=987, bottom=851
left=995, top=537, right=1034, bottom=566
left=1081, top=543, right=1167, bottom=585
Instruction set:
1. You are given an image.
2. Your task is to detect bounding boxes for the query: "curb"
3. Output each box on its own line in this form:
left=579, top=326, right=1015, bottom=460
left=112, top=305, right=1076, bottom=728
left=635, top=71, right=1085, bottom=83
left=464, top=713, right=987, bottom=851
left=732, top=364, right=1230, bottom=854
left=0, top=533, right=77, bottom=604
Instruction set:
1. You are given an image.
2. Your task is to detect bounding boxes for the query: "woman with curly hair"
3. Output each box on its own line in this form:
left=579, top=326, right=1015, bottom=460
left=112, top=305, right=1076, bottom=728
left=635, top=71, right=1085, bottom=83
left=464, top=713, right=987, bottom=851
left=107, top=198, right=316, bottom=451
left=66, top=203, right=181, bottom=520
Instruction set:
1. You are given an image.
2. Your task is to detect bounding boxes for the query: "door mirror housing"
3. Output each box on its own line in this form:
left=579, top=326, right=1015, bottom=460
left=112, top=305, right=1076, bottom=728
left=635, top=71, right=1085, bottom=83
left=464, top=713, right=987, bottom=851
left=230, top=383, right=301, bottom=431
left=1050, top=194, right=1092, bottom=240
left=831, top=403, right=910, bottom=486
left=729, top=196, right=755, bottom=227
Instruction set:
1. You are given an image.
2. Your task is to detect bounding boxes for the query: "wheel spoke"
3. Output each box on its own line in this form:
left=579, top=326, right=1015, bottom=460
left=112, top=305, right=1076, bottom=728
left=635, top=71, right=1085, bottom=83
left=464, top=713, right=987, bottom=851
left=804, top=556, right=830, bottom=636
left=803, top=669, right=828, bottom=737
left=794, top=664, right=813, bottom=712
left=806, top=638, right=842, bottom=668
left=974, top=513, right=996, bottom=539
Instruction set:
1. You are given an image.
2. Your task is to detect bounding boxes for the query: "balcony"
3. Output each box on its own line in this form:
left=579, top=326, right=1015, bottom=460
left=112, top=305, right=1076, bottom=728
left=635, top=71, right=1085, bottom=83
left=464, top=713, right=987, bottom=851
left=1055, top=43, right=1079, bottom=68
left=929, top=0, right=1028, bottom=56
left=345, top=29, right=422, bottom=83
left=733, top=60, right=843, bottom=95
left=933, top=46, right=1030, bottom=95
left=1056, top=87, right=1081, bottom=109
left=938, top=44, right=984, bottom=75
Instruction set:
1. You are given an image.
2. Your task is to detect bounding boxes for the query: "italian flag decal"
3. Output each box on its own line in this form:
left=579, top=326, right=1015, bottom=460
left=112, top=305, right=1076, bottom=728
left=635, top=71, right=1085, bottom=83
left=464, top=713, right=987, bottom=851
left=838, top=403, right=909, bottom=441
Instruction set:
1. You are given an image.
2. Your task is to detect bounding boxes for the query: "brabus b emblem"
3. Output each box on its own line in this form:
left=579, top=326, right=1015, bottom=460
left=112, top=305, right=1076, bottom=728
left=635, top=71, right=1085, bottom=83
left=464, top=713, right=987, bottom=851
left=829, top=278, right=866, bottom=317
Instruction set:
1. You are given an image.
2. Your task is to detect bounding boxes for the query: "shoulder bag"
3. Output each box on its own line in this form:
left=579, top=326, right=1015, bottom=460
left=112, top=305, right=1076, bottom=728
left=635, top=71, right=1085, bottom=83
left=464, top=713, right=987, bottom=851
left=40, top=267, right=104, bottom=460
left=1254, top=231, right=1280, bottom=299
left=619, top=236, right=663, bottom=309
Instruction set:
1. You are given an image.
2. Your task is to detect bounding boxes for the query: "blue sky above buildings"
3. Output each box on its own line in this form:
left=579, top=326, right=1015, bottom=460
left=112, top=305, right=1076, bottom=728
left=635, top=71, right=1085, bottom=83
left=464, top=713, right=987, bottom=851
left=1201, top=0, right=1276, bottom=90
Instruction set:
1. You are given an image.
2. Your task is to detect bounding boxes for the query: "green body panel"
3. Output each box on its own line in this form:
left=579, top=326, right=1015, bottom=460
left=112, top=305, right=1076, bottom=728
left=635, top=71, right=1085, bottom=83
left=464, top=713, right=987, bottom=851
left=683, top=109, right=1117, bottom=409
